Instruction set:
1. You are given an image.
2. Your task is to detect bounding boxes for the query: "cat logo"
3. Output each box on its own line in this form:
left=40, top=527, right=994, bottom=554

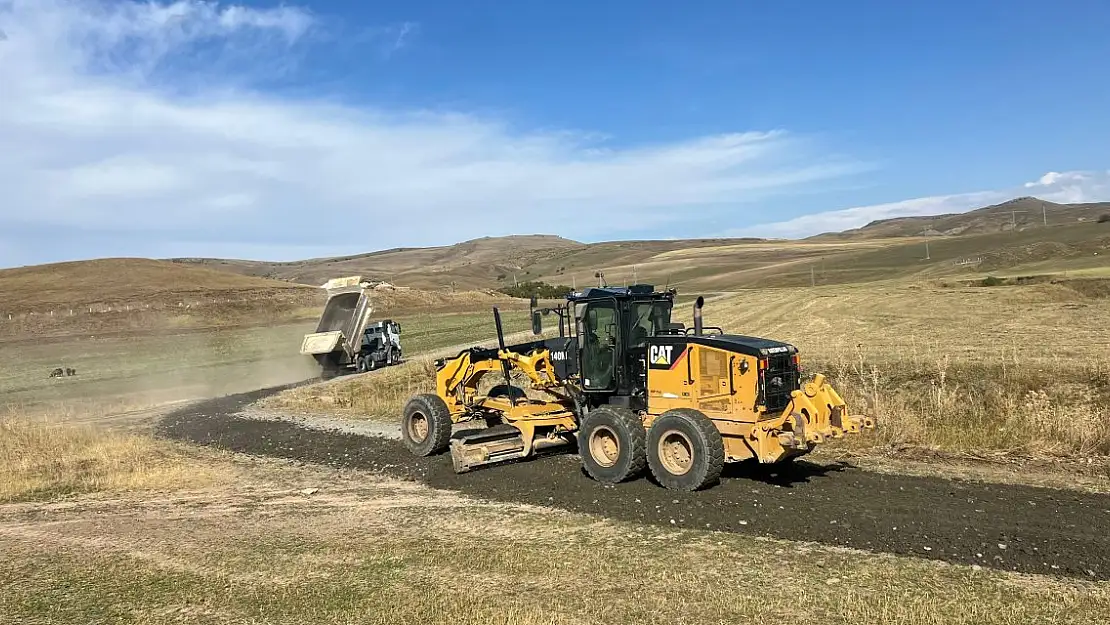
left=649, top=344, right=674, bottom=366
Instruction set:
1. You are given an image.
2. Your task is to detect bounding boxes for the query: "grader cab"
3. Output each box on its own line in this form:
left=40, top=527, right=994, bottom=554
left=400, top=285, right=874, bottom=491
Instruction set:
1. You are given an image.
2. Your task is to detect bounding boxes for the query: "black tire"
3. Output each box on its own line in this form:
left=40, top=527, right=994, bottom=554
left=356, top=355, right=369, bottom=373
left=646, top=408, right=725, bottom=491
left=401, top=394, right=453, bottom=456
left=577, top=405, right=647, bottom=483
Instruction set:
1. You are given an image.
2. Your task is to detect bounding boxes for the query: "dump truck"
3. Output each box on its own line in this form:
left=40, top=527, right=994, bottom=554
left=399, top=285, right=874, bottom=491
left=300, top=276, right=402, bottom=378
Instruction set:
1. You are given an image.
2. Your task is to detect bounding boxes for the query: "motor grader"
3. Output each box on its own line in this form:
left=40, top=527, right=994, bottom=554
left=400, top=285, right=874, bottom=491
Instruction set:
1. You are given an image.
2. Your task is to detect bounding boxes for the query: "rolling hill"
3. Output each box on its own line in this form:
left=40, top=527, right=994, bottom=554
left=0, top=257, right=528, bottom=340
left=160, top=195, right=1110, bottom=294
left=171, top=235, right=587, bottom=289
left=4, top=195, right=1105, bottom=314
left=816, top=197, right=1110, bottom=240
left=0, top=258, right=317, bottom=313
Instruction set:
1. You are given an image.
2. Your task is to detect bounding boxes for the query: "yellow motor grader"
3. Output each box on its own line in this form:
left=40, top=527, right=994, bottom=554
left=400, top=285, right=874, bottom=491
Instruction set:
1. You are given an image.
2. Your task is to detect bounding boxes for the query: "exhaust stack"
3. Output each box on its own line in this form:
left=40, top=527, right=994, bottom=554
left=693, top=296, right=704, bottom=336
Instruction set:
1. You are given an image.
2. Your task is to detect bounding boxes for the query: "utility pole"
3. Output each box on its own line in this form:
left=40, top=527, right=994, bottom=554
left=1010, top=210, right=1027, bottom=232
left=810, top=265, right=815, bottom=287
left=632, top=265, right=637, bottom=283
left=924, top=236, right=931, bottom=260
left=1042, top=201, right=1048, bottom=226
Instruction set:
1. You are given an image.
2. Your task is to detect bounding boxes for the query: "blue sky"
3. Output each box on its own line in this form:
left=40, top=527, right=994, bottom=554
left=1, top=0, right=1108, bottom=267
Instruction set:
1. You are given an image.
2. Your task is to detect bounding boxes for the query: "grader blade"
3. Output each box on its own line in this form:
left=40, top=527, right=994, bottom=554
left=449, top=426, right=527, bottom=473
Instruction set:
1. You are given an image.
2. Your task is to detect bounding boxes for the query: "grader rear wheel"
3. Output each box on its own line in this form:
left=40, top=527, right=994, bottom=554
left=577, top=405, right=646, bottom=483
left=401, top=394, right=452, bottom=456
left=647, top=408, right=724, bottom=491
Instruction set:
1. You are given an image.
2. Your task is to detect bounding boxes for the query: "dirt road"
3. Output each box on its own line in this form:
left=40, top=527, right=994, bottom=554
left=157, top=385, right=1110, bottom=581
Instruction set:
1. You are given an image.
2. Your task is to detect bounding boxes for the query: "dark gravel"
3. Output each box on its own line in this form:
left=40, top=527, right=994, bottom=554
left=157, top=385, right=1110, bottom=581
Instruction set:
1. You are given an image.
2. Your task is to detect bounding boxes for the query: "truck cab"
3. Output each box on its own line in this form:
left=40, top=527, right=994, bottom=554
left=357, top=319, right=402, bottom=372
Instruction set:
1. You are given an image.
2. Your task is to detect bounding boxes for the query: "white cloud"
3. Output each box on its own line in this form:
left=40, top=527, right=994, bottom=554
left=1022, top=170, right=1110, bottom=204
left=731, top=170, right=1110, bottom=239
left=0, top=0, right=868, bottom=266
left=383, top=21, right=416, bottom=58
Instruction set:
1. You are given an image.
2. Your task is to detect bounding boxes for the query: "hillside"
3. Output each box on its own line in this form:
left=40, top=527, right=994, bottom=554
left=5, top=195, right=1106, bottom=311
left=171, top=235, right=587, bottom=289
left=0, top=258, right=316, bottom=313
left=817, top=197, right=1110, bottom=240
left=0, top=258, right=531, bottom=341
left=0, top=258, right=323, bottom=340
left=171, top=235, right=790, bottom=289
left=169, top=218, right=1110, bottom=295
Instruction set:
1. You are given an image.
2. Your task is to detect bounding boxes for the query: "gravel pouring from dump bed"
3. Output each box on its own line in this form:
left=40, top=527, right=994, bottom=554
left=157, top=385, right=1110, bottom=581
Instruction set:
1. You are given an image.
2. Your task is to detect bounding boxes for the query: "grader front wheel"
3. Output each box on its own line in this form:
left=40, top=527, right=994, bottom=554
left=401, top=394, right=453, bottom=456
left=647, top=408, right=724, bottom=491
left=577, top=406, right=646, bottom=483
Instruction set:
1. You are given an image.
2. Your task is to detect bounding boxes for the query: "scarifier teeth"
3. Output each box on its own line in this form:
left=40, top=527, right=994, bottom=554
left=449, top=432, right=527, bottom=474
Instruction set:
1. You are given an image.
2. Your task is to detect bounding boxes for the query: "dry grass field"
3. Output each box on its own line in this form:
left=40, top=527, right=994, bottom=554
left=0, top=322, right=321, bottom=423
left=699, top=279, right=1110, bottom=458
left=0, top=418, right=227, bottom=503
left=2, top=444, right=1108, bottom=625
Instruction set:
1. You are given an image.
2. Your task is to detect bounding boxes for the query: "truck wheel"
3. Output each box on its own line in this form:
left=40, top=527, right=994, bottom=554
left=646, top=408, right=724, bottom=491
left=356, top=355, right=369, bottom=373
left=401, top=394, right=453, bottom=456
left=577, top=405, right=646, bottom=484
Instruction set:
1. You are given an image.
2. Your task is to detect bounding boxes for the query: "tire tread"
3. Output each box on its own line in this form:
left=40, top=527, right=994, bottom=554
left=578, top=405, right=646, bottom=483
left=402, top=393, right=453, bottom=456
left=647, top=407, right=724, bottom=491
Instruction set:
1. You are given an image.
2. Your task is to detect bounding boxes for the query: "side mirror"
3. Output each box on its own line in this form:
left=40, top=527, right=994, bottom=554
left=532, top=310, right=543, bottom=335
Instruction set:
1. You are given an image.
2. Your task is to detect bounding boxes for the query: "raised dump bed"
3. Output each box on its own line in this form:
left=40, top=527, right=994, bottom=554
left=300, top=277, right=377, bottom=378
